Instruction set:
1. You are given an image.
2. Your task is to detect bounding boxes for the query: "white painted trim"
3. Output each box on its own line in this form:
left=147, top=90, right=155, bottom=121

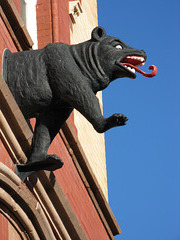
left=21, top=0, right=38, bottom=49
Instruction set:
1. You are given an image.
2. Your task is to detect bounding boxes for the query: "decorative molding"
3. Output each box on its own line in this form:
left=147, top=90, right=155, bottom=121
left=62, top=119, right=121, bottom=237
left=0, top=110, right=27, bottom=164
left=0, top=162, right=56, bottom=240
left=36, top=171, right=89, bottom=240
left=59, top=128, right=115, bottom=239
left=1, top=0, right=33, bottom=50
left=0, top=6, right=23, bottom=51
left=21, top=0, right=38, bottom=49
left=28, top=176, right=72, bottom=240
left=0, top=161, right=87, bottom=240
left=0, top=74, right=33, bottom=157
left=69, top=1, right=83, bottom=24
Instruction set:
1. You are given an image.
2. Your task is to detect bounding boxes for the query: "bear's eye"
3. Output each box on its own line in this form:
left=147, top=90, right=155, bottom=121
left=115, top=45, right=122, bottom=49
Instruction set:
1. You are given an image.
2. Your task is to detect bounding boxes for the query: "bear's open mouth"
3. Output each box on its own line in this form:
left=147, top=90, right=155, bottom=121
left=120, top=55, right=157, bottom=78
left=121, top=55, right=145, bottom=75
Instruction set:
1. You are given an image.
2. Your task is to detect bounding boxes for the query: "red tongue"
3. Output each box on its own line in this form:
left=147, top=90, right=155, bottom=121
left=122, top=63, right=157, bottom=78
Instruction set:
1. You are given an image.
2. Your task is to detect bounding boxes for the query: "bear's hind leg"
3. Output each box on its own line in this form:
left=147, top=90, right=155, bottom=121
left=15, top=106, right=73, bottom=181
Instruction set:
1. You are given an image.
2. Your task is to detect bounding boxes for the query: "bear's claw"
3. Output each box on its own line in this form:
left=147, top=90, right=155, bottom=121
left=113, top=113, right=128, bottom=126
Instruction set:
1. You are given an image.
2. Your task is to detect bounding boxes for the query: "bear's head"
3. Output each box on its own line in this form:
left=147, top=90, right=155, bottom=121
left=91, top=27, right=147, bottom=81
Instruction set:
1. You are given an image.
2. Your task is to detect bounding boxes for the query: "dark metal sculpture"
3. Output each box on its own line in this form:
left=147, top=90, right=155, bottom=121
left=3, top=27, right=157, bottom=181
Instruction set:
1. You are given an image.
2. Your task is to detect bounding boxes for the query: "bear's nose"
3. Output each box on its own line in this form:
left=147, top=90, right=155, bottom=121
left=141, top=50, right=147, bottom=59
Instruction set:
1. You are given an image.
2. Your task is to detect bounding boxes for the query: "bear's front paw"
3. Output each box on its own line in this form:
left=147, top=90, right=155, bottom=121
left=112, top=113, right=128, bottom=126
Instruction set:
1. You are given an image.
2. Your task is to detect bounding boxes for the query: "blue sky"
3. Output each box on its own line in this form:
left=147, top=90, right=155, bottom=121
left=97, top=1, right=180, bottom=240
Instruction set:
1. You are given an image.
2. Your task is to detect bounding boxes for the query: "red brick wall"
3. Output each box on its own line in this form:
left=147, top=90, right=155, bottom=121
left=13, top=0, right=20, bottom=14
left=0, top=141, right=14, bottom=170
left=0, top=214, right=8, bottom=240
left=58, top=0, right=71, bottom=43
left=0, top=0, right=18, bottom=171
left=0, top=7, right=17, bottom=240
left=49, top=135, right=110, bottom=240
left=36, top=0, right=52, bottom=49
left=36, top=0, right=71, bottom=48
left=0, top=18, right=17, bottom=74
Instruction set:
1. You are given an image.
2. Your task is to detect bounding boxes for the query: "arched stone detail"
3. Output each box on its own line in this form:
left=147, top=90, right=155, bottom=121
left=0, top=162, right=57, bottom=240
left=0, top=199, right=33, bottom=239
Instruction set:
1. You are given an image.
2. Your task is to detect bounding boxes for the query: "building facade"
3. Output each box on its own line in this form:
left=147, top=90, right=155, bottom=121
left=0, top=0, right=121, bottom=239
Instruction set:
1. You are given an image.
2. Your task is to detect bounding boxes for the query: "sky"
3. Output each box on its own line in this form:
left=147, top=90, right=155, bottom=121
left=97, top=1, right=180, bottom=240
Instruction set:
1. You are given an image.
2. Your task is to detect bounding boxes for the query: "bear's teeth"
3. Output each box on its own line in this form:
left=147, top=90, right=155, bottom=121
left=127, top=66, right=135, bottom=73
left=127, top=56, right=145, bottom=62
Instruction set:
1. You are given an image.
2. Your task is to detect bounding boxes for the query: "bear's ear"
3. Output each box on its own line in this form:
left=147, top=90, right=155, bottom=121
left=91, top=27, right=106, bottom=41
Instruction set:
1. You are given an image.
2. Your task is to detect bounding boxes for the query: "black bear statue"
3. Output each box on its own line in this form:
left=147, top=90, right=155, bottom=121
left=2, top=27, right=157, bottom=181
